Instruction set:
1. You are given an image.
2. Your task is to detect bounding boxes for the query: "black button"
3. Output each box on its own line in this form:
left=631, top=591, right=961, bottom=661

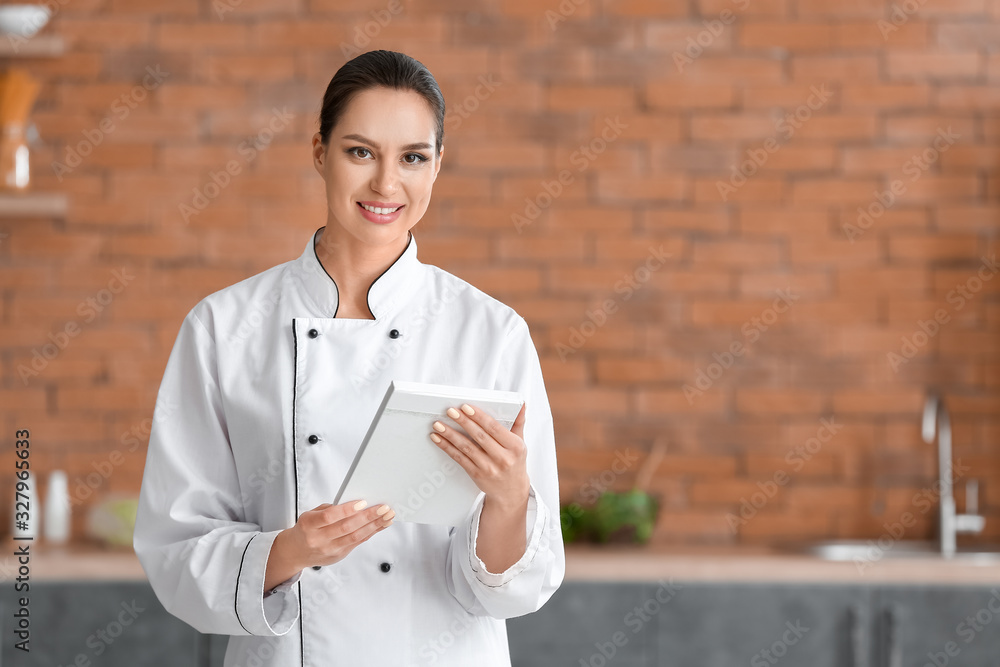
left=380, top=562, right=391, bottom=573
left=312, top=565, right=322, bottom=571
left=307, top=434, right=319, bottom=444
left=389, top=329, right=400, bottom=339
left=308, top=328, right=319, bottom=338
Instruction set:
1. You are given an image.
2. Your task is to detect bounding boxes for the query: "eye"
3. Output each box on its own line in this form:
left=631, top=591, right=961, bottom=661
left=347, top=146, right=372, bottom=159
left=403, top=153, right=428, bottom=165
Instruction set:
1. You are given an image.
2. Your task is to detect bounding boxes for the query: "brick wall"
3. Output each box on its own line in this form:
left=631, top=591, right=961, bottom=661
left=3, top=0, right=998, bottom=546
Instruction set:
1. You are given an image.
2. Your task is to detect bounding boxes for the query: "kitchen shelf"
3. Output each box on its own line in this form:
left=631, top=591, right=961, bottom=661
left=0, top=191, right=67, bottom=218
left=0, top=33, right=64, bottom=58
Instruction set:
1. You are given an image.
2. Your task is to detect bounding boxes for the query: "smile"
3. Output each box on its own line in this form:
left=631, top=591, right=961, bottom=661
left=358, top=202, right=403, bottom=214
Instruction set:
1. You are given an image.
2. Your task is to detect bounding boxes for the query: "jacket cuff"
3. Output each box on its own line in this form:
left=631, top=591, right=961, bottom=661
left=264, top=570, right=302, bottom=599
left=235, top=530, right=300, bottom=636
left=468, top=483, right=545, bottom=587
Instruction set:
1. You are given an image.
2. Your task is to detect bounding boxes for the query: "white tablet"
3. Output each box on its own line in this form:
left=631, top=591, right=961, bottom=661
left=333, top=380, right=525, bottom=526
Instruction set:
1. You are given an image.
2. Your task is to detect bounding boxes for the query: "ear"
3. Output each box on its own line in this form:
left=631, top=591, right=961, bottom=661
left=311, top=133, right=327, bottom=175
left=433, top=146, right=444, bottom=180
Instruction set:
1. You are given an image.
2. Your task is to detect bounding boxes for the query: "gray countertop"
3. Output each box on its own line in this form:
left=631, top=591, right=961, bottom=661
left=10, top=539, right=1000, bottom=584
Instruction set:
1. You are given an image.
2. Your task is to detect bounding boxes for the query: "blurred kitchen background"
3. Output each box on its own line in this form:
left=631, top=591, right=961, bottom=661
left=1, top=0, right=999, bottom=665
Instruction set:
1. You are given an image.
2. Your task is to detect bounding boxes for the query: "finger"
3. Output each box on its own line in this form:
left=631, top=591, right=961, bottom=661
left=433, top=418, right=494, bottom=470
left=309, top=498, right=372, bottom=529
left=511, top=402, right=526, bottom=439
left=449, top=404, right=512, bottom=456
left=431, top=429, right=478, bottom=475
left=318, top=503, right=393, bottom=536
left=330, top=508, right=395, bottom=549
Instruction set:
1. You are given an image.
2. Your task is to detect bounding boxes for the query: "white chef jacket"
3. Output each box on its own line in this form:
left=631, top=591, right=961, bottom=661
left=133, top=225, right=565, bottom=666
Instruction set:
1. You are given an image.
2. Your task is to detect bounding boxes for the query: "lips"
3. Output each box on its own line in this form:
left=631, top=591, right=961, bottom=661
left=356, top=201, right=405, bottom=225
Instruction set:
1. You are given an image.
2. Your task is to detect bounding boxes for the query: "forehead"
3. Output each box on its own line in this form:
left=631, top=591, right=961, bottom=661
left=338, top=86, right=436, bottom=145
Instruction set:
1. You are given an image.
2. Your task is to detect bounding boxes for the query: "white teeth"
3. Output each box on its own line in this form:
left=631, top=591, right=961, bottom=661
left=361, top=203, right=401, bottom=215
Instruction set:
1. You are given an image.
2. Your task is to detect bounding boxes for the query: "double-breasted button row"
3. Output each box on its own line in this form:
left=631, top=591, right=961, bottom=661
left=308, top=327, right=400, bottom=339
left=311, top=562, right=391, bottom=573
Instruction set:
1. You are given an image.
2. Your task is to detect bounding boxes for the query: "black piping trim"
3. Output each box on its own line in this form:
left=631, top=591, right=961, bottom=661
left=311, top=227, right=339, bottom=318
left=311, top=226, right=413, bottom=320
left=235, top=533, right=256, bottom=634
left=291, top=318, right=304, bottom=667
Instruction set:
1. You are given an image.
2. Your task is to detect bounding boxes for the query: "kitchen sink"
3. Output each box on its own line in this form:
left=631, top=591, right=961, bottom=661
left=777, top=539, right=1000, bottom=564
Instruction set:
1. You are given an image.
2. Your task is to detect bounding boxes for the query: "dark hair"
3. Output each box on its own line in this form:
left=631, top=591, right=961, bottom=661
left=317, top=50, right=445, bottom=156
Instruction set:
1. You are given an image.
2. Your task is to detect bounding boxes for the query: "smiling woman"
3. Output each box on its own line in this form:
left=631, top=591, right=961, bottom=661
left=132, top=49, right=565, bottom=667
left=310, top=52, right=445, bottom=320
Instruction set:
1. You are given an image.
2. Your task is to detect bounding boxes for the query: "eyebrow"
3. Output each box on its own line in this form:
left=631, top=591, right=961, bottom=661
left=340, top=133, right=433, bottom=152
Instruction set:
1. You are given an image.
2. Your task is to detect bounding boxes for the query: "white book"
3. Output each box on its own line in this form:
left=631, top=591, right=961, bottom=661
left=334, top=380, right=525, bottom=526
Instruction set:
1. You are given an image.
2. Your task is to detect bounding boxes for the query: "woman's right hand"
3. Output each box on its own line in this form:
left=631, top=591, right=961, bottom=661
left=264, top=500, right=394, bottom=591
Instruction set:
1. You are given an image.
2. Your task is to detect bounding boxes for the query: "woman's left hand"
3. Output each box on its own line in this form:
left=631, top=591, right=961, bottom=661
left=430, top=402, right=530, bottom=510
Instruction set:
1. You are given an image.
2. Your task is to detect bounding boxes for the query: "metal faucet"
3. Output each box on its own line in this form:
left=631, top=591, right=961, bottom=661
left=922, top=394, right=985, bottom=557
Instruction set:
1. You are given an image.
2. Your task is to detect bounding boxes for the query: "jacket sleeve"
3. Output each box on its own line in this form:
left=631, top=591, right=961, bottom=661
left=446, top=314, right=566, bottom=619
left=133, top=307, right=300, bottom=636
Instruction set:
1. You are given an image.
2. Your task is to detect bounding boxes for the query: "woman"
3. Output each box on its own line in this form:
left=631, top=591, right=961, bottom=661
left=133, top=50, right=565, bottom=666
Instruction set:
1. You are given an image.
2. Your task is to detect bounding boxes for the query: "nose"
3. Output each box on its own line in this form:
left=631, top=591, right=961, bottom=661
left=371, top=160, right=398, bottom=195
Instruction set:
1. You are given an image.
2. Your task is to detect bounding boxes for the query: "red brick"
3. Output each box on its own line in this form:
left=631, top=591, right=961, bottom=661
left=692, top=240, right=782, bottom=267
left=889, top=234, right=982, bottom=262
left=796, top=0, right=882, bottom=16
left=596, top=175, right=687, bottom=203
left=835, top=21, right=929, bottom=48
left=832, top=389, right=925, bottom=414
left=887, top=52, right=983, bottom=80
left=790, top=56, right=880, bottom=82
left=739, top=22, right=835, bottom=51
left=737, top=389, right=826, bottom=414
left=645, top=83, right=735, bottom=110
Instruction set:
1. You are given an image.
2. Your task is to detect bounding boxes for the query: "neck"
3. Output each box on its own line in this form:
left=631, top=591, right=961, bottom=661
left=314, top=225, right=410, bottom=315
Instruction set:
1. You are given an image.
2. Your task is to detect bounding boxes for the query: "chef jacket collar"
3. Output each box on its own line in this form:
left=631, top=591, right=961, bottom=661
left=293, top=225, right=422, bottom=320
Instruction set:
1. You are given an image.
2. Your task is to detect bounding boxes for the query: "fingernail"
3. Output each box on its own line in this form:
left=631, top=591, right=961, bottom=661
left=447, top=407, right=461, bottom=419
left=353, top=500, right=367, bottom=511
left=377, top=504, right=391, bottom=515
left=432, top=421, right=446, bottom=433
left=461, top=404, right=475, bottom=416
left=383, top=511, right=395, bottom=522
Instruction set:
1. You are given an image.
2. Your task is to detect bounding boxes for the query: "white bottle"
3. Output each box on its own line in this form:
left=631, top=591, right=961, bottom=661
left=44, top=470, right=70, bottom=544
left=12, top=470, right=39, bottom=539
